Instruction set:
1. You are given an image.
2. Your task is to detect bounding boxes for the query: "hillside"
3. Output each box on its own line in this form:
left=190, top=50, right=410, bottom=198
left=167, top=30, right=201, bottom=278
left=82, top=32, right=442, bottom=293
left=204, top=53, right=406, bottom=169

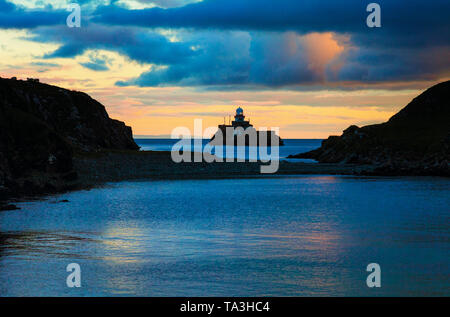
left=289, top=81, right=450, bottom=175
left=0, top=77, right=138, bottom=200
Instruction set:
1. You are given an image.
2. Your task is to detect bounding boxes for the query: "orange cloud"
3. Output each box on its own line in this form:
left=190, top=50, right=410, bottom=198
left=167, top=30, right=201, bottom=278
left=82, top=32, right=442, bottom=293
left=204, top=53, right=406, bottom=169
left=301, top=32, right=345, bottom=79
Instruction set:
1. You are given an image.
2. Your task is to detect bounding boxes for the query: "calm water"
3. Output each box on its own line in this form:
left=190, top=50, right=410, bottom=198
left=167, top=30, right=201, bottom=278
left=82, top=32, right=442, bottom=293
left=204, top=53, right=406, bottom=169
left=0, top=176, right=449, bottom=296
left=135, top=138, right=322, bottom=162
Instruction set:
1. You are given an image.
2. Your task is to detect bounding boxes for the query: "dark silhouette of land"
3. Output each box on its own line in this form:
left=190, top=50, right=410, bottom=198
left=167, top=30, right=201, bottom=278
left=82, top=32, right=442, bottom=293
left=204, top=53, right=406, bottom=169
left=0, top=77, right=137, bottom=203
left=289, top=81, right=449, bottom=176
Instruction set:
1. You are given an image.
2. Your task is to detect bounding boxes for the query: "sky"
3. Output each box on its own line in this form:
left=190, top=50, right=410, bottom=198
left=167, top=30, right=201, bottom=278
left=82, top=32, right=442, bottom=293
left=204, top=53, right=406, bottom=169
left=0, top=0, right=449, bottom=138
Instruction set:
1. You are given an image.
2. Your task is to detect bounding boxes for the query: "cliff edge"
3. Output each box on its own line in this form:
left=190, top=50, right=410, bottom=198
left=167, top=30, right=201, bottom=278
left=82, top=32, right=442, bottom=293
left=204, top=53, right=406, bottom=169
left=289, top=81, right=450, bottom=176
left=0, top=77, right=138, bottom=200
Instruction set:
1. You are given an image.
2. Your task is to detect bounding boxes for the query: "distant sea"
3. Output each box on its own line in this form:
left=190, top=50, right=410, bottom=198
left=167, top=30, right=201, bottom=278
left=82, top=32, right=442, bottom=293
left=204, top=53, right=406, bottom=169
left=135, top=138, right=322, bottom=162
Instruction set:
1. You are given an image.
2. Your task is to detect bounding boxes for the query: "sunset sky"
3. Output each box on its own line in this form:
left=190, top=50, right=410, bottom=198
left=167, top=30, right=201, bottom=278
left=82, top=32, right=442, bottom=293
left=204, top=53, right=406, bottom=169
left=1, top=0, right=449, bottom=138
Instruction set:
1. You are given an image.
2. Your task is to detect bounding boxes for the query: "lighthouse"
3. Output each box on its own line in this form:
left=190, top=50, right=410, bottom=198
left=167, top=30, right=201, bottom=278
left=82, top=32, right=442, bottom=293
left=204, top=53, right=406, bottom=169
left=235, top=107, right=244, bottom=122
left=210, top=106, right=284, bottom=146
left=231, top=107, right=252, bottom=129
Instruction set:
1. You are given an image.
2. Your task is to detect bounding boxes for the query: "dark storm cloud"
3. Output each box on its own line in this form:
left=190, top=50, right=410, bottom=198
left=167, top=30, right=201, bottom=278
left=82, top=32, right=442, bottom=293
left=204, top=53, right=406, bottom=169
left=90, top=0, right=450, bottom=88
left=118, top=31, right=319, bottom=87
left=0, top=0, right=66, bottom=29
left=3, top=0, right=448, bottom=89
left=118, top=30, right=449, bottom=88
left=0, top=0, right=14, bottom=11
left=334, top=46, right=450, bottom=82
left=92, top=0, right=450, bottom=46
left=93, top=0, right=364, bottom=32
left=32, top=25, right=197, bottom=65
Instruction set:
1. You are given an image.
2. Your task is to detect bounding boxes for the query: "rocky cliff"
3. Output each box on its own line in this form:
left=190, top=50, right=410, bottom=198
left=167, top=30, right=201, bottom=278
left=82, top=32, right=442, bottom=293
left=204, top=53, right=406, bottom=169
left=0, top=77, right=138, bottom=200
left=289, top=81, right=450, bottom=176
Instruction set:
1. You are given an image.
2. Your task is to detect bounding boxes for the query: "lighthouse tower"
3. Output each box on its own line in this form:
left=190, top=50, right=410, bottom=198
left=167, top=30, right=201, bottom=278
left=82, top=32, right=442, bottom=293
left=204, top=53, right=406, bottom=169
left=232, top=107, right=252, bottom=128
left=234, top=107, right=245, bottom=122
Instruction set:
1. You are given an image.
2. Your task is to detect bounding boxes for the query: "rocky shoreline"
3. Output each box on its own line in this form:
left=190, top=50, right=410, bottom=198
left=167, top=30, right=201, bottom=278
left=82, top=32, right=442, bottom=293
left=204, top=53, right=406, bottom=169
left=5, top=143, right=448, bottom=210
left=0, top=77, right=138, bottom=208
left=1, top=149, right=377, bottom=209
left=73, top=150, right=375, bottom=185
left=289, top=81, right=449, bottom=177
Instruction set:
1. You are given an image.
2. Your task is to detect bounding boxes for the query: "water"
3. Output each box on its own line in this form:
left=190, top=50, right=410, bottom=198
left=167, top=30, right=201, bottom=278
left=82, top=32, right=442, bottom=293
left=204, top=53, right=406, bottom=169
left=135, top=138, right=322, bottom=162
left=0, top=176, right=448, bottom=296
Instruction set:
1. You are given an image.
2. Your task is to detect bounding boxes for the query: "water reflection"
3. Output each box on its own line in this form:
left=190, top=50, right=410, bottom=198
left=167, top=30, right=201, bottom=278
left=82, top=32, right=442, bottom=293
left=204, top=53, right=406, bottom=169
left=100, top=223, right=151, bottom=264
left=0, top=231, right=101, bottom=260
left=0, top=176, right=449, bottom=296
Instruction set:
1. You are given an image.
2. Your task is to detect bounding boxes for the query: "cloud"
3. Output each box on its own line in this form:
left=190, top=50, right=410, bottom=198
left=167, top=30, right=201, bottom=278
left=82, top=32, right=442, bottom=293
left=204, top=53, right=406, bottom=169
left=79, top=52, right=112, bottom=71
left=248, top=32, right=344, bottom=86
left=334, top=45, right=450, bottom=82
left=93, top=0, right=449, bottom=46
left=117, top=31, right=349, bottom=87
left=93, top=0, right=363, bottom=32
left=30, top=61, right=60, bottom=67
left=0, top=0, right=14, bottom=12
left=80, top=61, right=109, bottom=71
left=119, top=30, right=252, bottom=86
left=90, top=0, right=450, bottom=88
left=0, top=0, right=66, bottom=29
left=7, top=0, right=448, bottom=90
left=116, top=29, right=449, bottom=88
left=131, top=0, right=202, bottom=9
left=31, top=25, right=197, bottom=65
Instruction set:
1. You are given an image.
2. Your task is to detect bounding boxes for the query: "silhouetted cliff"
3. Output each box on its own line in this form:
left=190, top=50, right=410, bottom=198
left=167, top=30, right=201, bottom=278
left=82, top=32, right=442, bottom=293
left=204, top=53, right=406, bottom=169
left=0, top=77, right=138, bottom=200
left=289, top=81, right=450, bottom=175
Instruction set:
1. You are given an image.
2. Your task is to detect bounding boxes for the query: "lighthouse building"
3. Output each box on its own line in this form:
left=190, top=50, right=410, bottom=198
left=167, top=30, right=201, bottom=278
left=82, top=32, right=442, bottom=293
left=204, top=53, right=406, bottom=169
left=231, top=107, right=252, bottom=129
left=210, top=106, right=284, bottom=146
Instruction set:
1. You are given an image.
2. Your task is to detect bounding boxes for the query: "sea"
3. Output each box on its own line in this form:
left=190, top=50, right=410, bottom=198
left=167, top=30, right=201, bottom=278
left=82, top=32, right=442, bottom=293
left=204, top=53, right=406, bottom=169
left=135, top=138, right=322, bottom=162
left=0, top=139, right=448, bottom=296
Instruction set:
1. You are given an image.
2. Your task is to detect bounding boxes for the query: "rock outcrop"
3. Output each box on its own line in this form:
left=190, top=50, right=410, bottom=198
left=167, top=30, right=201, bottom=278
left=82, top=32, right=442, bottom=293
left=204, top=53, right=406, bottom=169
left=289, top=81, right=450, bottom=176
left=0, top=77, right=138, bottom=200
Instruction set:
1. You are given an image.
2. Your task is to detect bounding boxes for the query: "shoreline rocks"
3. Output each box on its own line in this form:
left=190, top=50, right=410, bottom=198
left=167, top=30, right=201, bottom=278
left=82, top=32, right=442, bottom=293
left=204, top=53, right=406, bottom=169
left=0, top=203, right=20, bottom=211
left=0, top=77, right=139, bottom=201
left=289, top=81, right=450, bottom=176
